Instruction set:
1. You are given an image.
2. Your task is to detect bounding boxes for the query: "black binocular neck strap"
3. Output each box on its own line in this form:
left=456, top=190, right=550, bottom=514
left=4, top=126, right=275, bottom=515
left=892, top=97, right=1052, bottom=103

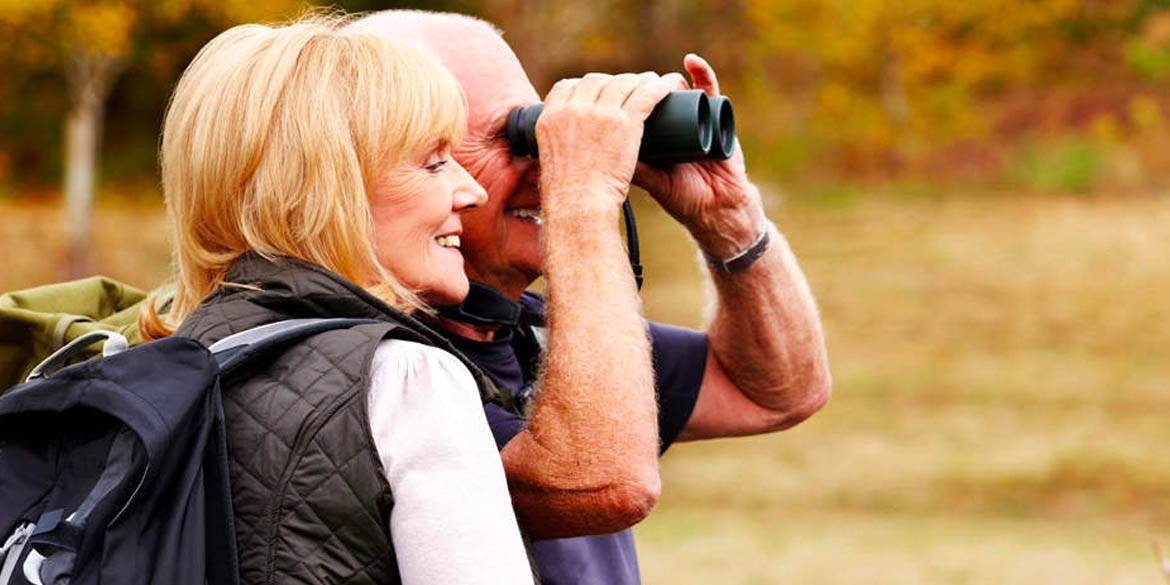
left=623, top=198, right=643, bottom=290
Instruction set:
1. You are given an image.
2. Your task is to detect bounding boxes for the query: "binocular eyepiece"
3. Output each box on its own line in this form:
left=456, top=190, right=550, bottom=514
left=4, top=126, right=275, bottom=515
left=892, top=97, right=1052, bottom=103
left=506, top=89, right=735, bottom=165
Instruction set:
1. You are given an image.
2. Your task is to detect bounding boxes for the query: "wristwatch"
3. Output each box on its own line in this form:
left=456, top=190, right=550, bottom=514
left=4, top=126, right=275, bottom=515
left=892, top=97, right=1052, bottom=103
left=702, top=223, right=771, bottom=274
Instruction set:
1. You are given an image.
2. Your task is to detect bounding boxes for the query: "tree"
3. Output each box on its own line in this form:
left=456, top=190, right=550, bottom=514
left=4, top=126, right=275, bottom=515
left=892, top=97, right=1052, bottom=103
left=0, top=0, right=304, bottom=277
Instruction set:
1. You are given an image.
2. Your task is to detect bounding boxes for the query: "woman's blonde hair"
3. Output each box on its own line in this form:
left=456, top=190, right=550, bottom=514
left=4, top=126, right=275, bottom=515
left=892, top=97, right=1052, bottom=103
left=140, top=13, right=466, bottom=339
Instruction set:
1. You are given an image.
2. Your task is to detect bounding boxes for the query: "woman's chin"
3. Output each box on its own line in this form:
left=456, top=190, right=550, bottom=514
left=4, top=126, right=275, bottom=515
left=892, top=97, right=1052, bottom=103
left=418, top=278, right=469, bottom=307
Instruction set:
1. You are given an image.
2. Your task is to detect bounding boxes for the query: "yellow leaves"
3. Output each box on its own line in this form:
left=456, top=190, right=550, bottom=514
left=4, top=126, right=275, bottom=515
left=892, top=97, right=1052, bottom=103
left=1088, top=112, right=1120, bottom=143
left=3, top=0, right=307, bottom=58
left=817, top=82, right=855, bottom=119
left=206, top=0, right=309, bottom=26
left=744, top=0, right=826, bottom=53
left=0, top=1, right=137, bottom=57
left=0, top=0, right=62, bottom=26
left=152, top=0, right=198, bottom=25
left=742, top=0, right=1118, bottom=143
left=0, top=0, right=310, bottom=84
left=1141, top=11, right=1170, bottom=47
left=812, top=82, right=897, bottom=144
left=66, top=1, right=137, bottom=56
left=110, top=0, right=304, bottom=28
left=1129, top=95, right=1163, bottom=135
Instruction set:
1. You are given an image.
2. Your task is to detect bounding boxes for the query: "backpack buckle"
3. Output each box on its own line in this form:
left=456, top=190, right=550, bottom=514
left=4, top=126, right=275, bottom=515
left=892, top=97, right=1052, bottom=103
left=0, top=522, right=34, bottom=559
left=0, top=522, right=35, bottom=585
left=25, top=331, right=129, bottom=382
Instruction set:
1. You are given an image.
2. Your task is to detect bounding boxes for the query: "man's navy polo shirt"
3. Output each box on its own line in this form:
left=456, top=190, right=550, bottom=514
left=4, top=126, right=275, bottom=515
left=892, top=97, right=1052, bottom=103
left=440, top=291, right=707, bottom=585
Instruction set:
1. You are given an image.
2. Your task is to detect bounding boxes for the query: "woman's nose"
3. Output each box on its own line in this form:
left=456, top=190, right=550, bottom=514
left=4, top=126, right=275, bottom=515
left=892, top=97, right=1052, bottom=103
left=451, top=160, right=488, bottom=211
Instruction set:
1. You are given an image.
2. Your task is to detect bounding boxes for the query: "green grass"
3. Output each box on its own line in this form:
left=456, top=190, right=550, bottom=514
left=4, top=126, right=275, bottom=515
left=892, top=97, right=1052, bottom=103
left=1004, top=140, right=1107, bottom=193
left=4, top=189, right=1170, bottom=583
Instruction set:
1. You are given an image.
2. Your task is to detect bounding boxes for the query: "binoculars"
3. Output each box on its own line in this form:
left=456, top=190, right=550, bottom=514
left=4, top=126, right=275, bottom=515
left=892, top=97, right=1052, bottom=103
left=506, top=89, right=735, bottom=165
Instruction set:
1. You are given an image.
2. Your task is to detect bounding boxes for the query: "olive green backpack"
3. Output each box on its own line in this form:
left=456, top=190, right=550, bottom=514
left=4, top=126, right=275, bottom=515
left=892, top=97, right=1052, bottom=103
left=0, top=277, right=168, bottom=390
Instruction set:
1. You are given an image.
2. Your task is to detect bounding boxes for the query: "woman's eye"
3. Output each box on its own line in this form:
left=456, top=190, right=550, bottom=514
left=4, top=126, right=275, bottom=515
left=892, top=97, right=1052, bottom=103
left=425, top=159, right=448, bottom=174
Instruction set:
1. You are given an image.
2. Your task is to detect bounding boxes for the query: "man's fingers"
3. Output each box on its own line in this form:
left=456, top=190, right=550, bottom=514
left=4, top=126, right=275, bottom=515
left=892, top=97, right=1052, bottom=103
left=623, top=75, right=676, bottom=120
left=614, top=72, right=661, bottom=110
left=597, top=73, right=644, bottom=107
left=663, top=71, right=689, bottom=92
left=632, top=161, right=671, bottom=196
left=544, top=77, right=579, bottom=106
left=684, top=53, right=720, bottom=96
left=573, top=72, right=611, bottom=103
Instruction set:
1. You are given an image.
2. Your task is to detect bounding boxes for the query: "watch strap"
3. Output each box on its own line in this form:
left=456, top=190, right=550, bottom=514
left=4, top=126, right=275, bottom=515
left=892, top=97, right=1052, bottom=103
left=702, top=224, right=770, bottom=274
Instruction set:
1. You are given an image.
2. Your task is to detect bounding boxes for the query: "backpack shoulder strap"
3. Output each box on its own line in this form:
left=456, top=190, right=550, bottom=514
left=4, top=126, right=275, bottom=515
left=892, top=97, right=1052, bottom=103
left=209, top=318, right=382, bottom=376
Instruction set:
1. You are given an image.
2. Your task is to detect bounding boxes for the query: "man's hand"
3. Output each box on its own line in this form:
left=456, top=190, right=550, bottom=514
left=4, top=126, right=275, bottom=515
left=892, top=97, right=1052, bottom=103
left=537, top=72, right=682, bottom=214
left=633, top=55, right=832, bottom=441
left=633, top=54, right=764, bottom=258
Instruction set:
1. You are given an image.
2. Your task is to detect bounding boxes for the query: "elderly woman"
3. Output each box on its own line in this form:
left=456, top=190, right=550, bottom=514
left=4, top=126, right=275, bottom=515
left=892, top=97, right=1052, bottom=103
left=139, top=15, right=533, bottom=585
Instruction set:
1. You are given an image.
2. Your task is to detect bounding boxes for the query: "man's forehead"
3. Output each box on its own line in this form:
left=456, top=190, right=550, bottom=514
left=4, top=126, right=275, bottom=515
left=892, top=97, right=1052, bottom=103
left=435, top=40, right=534, bottom=115
left=348, top=12, right=538, bottom=124
left=427, top=35, right=537, bottom=130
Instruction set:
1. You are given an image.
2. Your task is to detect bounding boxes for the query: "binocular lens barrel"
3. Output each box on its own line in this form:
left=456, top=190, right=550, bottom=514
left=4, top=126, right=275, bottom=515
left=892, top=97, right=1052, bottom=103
left=506, top=89, right=735, bottom=165
left=706, top=95, right=735, bottom=160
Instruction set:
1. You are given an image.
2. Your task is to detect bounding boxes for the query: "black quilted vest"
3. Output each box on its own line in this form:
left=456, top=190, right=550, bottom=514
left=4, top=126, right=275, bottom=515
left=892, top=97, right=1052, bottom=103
left=175, top=254, right=493, bottom=585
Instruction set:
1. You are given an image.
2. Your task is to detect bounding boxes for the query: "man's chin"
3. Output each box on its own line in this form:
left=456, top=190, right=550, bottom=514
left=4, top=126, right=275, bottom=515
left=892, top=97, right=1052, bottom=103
left=476, top=266, right=541, bottom=299
left=509, top=248, right=543, bottom=284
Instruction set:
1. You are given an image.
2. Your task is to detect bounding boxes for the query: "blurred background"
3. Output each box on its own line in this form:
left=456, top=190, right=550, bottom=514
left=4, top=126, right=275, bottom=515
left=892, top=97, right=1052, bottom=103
left=2, top=0, right=1169, bottom=583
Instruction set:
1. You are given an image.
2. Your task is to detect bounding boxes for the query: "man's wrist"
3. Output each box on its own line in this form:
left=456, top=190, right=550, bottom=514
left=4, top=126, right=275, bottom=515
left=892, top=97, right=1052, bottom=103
left=702, top=221, right=772, bottom=274
left=691, top=204, right=766, bottom=259
left=541, top=178, right=627, bottom=220
left=682, top=181, right=765, bottom=254
left=542, top=196, right=622, bottom=225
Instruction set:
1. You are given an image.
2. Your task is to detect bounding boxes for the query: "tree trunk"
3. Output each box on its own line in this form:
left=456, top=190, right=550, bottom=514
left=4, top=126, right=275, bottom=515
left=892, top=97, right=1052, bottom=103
left=880, top=47, right=908, bottom=128
left=64, top=90, right=100, bottom=277
left=63, top=51, right=123, bottom=278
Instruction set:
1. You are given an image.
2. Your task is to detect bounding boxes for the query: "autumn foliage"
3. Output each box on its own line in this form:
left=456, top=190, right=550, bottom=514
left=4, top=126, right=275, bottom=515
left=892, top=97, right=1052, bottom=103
left=3, top=0, right=1170, bottom=194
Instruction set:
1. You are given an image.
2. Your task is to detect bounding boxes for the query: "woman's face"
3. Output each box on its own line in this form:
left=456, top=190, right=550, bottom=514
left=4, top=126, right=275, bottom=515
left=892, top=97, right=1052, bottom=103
left=369, top=140, right=488, bottom=306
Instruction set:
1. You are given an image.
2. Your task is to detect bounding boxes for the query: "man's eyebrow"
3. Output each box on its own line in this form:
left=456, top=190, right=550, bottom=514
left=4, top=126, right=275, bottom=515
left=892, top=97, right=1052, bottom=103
left=487, top=116, right=509, bottom=140
left=493, top=110, right=513, bottom=132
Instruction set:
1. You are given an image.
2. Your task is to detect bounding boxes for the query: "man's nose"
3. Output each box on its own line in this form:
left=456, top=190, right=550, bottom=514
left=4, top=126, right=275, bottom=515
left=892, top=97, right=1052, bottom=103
left=452, top=160, right=488, bottom=211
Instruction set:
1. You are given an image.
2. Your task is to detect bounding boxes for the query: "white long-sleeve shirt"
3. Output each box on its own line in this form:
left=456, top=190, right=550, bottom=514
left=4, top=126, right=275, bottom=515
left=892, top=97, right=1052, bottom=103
left=367, top=339, right=532, bottom=585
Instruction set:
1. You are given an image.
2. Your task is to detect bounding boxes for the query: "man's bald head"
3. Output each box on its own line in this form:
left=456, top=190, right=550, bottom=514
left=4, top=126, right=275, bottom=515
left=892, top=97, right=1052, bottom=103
left=346, top=10, right=538, bottom=146
left=348, top=9, right=501, bottom=43
left=347, top=10, right=546, bottom=298
left=348, top=11, right=518, bottom=90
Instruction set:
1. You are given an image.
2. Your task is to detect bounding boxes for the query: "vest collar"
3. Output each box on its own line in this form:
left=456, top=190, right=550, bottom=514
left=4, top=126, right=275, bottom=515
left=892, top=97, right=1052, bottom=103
left=184, top=252, right=448, bottom=349
left=218, top=252, right=409, bottom=322
left=435, top=281, right=546, bottom=328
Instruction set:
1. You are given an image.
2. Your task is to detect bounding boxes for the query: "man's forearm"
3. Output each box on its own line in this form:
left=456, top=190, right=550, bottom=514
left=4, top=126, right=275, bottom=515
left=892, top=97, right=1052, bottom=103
left=500, top=195, right=659, bottom=538
left=702, top=194, right=831, bottom=427
left=497, top=72, right=673, bottom=538
left=623, top=54, right=828, bottom=435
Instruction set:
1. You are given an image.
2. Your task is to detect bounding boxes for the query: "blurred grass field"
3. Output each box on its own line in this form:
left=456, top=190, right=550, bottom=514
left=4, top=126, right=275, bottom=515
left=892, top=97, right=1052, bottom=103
left=634, top=189, right=1170, bottom=584
left=3, top=190, right=1169, bottom=584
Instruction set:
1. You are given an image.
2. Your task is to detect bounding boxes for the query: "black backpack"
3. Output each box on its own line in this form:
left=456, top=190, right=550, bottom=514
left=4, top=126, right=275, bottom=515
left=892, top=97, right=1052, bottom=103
left=0, top=318, right=376, bottom=585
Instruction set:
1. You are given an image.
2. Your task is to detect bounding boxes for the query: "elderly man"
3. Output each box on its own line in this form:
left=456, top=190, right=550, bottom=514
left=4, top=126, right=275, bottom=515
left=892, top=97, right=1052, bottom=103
left=349, top=11, right=831, bottom=585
